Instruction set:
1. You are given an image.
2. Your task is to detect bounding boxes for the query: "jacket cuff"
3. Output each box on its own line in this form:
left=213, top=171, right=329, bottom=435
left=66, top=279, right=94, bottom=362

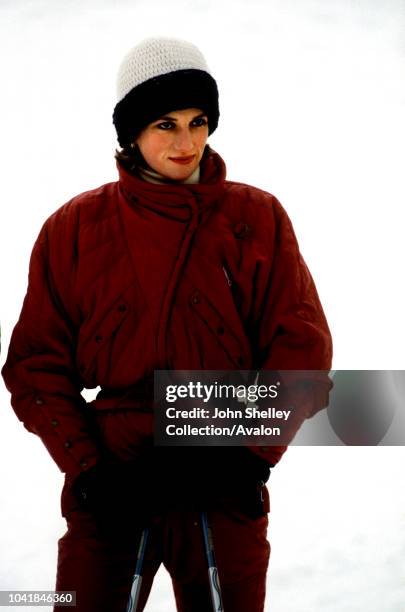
left=24, top=394, right=102, bottom=477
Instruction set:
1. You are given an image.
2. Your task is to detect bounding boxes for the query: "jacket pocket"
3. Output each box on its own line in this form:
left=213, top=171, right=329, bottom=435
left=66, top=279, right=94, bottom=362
left=76, top=298, right=130, bottom=387
left=189, top=289, right=249, bottom=368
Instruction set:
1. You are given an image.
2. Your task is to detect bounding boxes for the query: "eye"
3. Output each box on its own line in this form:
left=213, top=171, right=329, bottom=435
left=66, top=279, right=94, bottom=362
left=156, top=121, right=175, bottom=130
left=191, top=117, right=208, bottom=127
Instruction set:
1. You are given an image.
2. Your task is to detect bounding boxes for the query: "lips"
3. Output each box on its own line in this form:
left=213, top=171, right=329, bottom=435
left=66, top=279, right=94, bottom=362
left=168, top=155, right=196, bottom=165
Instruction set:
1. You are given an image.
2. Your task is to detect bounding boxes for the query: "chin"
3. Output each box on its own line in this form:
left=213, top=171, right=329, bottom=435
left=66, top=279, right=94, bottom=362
left=164, top=164, right=198, bottom=182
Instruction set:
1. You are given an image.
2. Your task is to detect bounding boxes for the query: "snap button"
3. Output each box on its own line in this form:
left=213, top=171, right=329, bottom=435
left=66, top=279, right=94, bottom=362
left=35, top=398, right=44, bottom=405
left=80, top=460, right=88, bottom=469
left=51, top=419, right=59, bottom=427
left=64, top=441, right=72, bottom=449
left=233, top=222, right=250, bottom=239
left=190, top=291, right=200, bottom=304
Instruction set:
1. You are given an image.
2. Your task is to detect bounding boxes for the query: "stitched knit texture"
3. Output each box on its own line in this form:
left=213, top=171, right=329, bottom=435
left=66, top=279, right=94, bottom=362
left=116, top=37, right=211, bottom=103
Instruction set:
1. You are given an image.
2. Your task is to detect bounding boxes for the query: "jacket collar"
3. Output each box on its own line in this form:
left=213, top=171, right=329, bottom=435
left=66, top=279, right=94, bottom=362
left=137, top=164, right=200, bottom=185
left=117, top=145, right=227, bottom=219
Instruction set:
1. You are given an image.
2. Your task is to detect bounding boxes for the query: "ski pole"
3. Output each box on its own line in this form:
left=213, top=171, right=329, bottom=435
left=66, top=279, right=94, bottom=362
left=126, top=527, right=150, bottom=612
left=200, top=511, right=224, bottom=611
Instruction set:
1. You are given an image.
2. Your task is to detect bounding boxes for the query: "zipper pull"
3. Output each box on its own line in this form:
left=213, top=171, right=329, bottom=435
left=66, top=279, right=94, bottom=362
left=259, top=480, right=265, bottom=502
left=222, top=265, right=232, bottom=287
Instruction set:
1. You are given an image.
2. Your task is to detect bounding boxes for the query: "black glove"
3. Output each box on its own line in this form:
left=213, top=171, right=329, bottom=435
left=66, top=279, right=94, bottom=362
left=72, top=452, right=157, bottom=542
left=154, top=446, right=271, bottom=518
left=72, top=447, right=271, bottom=536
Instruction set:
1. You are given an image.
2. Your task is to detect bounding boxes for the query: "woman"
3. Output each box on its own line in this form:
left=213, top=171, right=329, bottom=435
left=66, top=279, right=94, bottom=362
left=2, top=37, right=332, bottom=611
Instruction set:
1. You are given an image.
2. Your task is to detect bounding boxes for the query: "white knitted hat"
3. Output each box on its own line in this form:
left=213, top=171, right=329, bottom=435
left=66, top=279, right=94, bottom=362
left=112, top=37, right=219, bottom=148
left=116, top=37, right=211, bottom=103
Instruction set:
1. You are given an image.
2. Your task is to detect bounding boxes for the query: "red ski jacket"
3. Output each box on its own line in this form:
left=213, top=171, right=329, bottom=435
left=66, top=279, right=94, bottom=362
left=2, top=147, right=332, bottom=478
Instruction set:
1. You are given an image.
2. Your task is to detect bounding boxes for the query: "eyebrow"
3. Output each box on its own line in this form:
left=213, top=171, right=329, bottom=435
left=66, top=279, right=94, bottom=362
left=155, top=112, right=207, bottom=122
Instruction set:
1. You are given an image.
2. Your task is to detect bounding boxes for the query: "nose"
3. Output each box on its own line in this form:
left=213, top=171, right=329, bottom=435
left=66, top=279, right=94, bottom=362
left=173, top=127, right=194, bottom=152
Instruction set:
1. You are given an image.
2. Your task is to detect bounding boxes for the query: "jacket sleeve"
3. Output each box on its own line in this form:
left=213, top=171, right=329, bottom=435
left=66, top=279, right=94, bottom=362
left=1, top=217, right=102, bottom=478
left=248, top=196, right=333, bottom=466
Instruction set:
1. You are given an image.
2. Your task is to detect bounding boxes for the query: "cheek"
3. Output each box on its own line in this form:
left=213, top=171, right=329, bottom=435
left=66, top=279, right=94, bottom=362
left=197, top=129, right=209, bottom=151
left=137, top=133, right=167, bottom=161
left=144, top=142, right=161, bottom=161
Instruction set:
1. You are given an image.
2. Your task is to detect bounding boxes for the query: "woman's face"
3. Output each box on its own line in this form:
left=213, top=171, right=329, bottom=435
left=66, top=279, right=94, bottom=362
left=135, top=108, right=209, bottom=181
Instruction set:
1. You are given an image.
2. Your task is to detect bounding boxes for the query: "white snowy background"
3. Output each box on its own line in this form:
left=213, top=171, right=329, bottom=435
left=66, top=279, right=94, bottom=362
left=1, top=0, right=405, bottom=610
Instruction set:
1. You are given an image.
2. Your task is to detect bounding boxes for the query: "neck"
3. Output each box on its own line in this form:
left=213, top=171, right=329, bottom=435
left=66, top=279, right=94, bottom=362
left=137, top=165, right=200, bottom=185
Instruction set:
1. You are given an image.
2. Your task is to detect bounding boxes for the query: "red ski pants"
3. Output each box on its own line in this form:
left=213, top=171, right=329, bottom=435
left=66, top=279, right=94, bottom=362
left=54, top=503, right=270, bottom=611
